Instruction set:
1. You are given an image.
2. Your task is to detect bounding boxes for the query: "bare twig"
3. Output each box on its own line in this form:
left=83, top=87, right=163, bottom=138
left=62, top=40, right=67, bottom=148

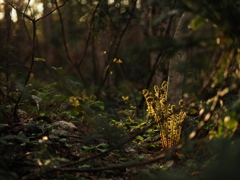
left=13, top=17, right=37, bottom=122
left=59, top=120, right=157, bottom=168
left=58, top=152, right=168, bottom=172
left=54, top=0, right=88, bottom=87
left=77, top=0, right=102, bottom=68
left=23, top=0, right=31, bottom=41
left=4, top=1, right=12, bottom=104
left=37, top=0, right=69, bottom=22
left=23, top=0, right=31, bottom=14
left=97, top=0, right=138, bottom=95
left=5, top=0, right=69, bottom=122
left=5, top=0, right=69, bottom=22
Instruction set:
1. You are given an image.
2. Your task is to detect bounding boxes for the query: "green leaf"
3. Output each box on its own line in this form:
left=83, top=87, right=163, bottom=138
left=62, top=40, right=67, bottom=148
left=82, top=145, right=92, bottom=151
left=97, top=142, right=109, bottom=148
left=190, top=16, right=206, bottom=30
left=51, top=66, right=63, bottom=71
left=94, top=101, right=105, bottom=110
left=34, top=57, right=46, bottom=62
left=56, top=157, right=70, bottom=162
left=78, top=164, right=91, bottom=168
left=137, top=155, right=144, bottom=160
left=59, top=138, right=67, bottom=142
left=136, top=135, right=144, bottom=141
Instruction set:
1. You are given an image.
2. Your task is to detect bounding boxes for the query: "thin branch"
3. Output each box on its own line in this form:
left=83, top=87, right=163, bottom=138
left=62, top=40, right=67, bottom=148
left=5, top=1, right=32, bottom=21
left=58, top=152, right=168, bottom=172
left=97, top=0, right=138, bottom=95
left=77, top=0, right=102, bottom=68
left=54, top=0, right=88, bottom=88
left=5, top=0, right=69, bottom=122
left=23, top=0, right=31, bottom=14
left=13, top=19, right=37, bottom=122
left=36, top=0, right=69, bottom=22
left=5, top=0, right=69, bottom=22
left=59, top=120, right=157, bottom=168
left=113, top=0, right=138, bottom=59
left=24, top=22, right=36, bottom=86
left=23, top=0, right=31, bottom=41
left=5, top=0, right=12, bottom=102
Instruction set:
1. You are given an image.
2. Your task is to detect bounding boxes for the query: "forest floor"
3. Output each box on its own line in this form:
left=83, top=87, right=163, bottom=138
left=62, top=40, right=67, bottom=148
left=0, top=108, right=205, bottom=180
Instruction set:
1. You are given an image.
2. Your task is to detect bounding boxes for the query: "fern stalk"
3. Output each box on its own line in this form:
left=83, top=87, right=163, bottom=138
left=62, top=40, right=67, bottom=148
left=143, top=81, right=186, bottom=150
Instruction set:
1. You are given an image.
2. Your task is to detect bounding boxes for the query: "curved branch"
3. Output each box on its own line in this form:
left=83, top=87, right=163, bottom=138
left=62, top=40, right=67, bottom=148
left=5, top=0, right=69, bottom=121
left=13, top=20, right=37, bottom=122
left=54, top=0, right=88, bottom=88
left=5, top=0, right=69, bottom=22
left=113, top=0, right=138, bottom=58
left=36, top=0, right=69, bottom=22
left=77, top=0, right=102, bottom=68
left=97, top=0, right=138, bottom=95
left=58, top=152, right=168, bottom=172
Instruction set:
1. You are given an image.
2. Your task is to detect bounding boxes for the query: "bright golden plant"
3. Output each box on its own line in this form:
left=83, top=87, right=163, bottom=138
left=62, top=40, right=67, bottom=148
left=142, top=81, right=186, bottom=150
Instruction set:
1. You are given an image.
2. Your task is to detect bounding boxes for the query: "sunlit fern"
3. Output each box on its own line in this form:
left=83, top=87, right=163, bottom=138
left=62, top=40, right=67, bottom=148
left=142, top=81, right=186, bottom=150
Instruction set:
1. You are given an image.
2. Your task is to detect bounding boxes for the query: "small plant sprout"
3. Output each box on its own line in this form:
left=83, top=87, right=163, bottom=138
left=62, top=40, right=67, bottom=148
left=122, top=96, right=129, bottom=101
left=113, top=58, right=122, bottom=63
left=143, top=81, right=186, bottom=150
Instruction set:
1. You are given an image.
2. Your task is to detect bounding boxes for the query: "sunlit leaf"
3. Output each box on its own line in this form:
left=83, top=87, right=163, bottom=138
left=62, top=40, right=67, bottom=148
left=136, top=135, right=144, bottom=141
left=34, top=57, right=46, bottom=62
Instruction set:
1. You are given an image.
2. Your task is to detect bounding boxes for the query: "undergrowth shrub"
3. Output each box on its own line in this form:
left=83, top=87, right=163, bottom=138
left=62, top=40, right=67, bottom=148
left=142, top=81, right=186, bottom=150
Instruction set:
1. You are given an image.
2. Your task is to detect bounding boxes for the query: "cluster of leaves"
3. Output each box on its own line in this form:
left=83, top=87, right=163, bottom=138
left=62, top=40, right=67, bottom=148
left=0, top=83, right=122, bottom=179
left=0, top=80, right=189, bottom=179
left=1, top=77, right=240, bottom=180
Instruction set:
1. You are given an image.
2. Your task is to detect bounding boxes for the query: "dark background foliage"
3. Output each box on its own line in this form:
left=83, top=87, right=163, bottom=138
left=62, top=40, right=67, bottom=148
left=1, top=0, right=240, bottom=179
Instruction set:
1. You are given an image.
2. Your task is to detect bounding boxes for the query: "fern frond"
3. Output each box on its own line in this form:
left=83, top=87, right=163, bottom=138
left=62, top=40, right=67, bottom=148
left=143, top=81, right=186, bottom=150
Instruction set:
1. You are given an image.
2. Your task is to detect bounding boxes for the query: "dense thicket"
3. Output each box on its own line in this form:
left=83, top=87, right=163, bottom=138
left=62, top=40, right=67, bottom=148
left=1, top=0, right=240, bottom=179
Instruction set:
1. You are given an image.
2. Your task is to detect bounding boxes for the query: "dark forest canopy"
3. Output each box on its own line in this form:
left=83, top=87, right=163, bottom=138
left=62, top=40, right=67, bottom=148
left=1, top=0, right=240, bottom=179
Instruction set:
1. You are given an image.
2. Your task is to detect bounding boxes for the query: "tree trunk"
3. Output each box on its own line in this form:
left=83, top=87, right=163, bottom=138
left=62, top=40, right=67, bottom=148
left=167, top=12, right=192, bottom=107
